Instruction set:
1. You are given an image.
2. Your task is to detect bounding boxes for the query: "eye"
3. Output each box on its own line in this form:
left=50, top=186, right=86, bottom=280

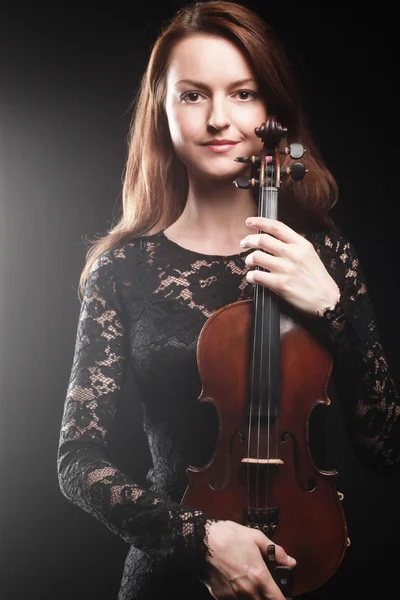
left=180, top=92, right=204, bottom=103
left=235, top=90, right=258, bottom=101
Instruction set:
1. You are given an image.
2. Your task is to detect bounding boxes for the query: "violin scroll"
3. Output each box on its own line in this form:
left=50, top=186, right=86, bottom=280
left=255, top=117, right=287, bottom=145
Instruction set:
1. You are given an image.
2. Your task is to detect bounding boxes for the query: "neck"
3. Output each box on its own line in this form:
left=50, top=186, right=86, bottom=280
left=174, top=175, right=258, bottom=242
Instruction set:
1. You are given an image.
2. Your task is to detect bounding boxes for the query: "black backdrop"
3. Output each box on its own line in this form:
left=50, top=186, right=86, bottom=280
left=1, top=2, right=399, bottom=599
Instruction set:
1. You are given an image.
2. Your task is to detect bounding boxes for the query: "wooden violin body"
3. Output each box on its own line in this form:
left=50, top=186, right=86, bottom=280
left=182, top=300, right=348, bottom=596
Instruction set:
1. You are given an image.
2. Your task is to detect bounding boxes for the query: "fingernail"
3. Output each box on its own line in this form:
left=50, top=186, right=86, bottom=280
left=246, top=218, right=254, bottom=225
left=246, top=271, right=254, bottom=284
left=288, top=556, right=296, bottom=566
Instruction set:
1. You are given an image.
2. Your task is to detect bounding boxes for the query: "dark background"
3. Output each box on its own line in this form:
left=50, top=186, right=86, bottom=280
left=1, top=1, right=399, bottom=599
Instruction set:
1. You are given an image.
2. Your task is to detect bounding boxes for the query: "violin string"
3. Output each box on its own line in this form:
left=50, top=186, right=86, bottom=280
left=274, top=155, right=280, bottom=491
left=247, top=157, right=261, bottom=518
left=266, top=157, right=272, bottom=509
left=248, top=270, right=256, bottom=516
left=259, top=155, right=271, bottom=514
left=257, top=182, right=264, bottom=514
left=257, top=155, right=272, bottom=516
left=255, top=168, right=264, bottom=513
left=272, top=155, right=281, bottom=508
left=255, top=155, right=272, bottom=517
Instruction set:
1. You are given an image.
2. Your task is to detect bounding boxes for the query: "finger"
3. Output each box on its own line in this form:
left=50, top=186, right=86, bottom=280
left=256, top=534, right=296, bottom=568
left=246, top=269, right=283, bottom=292
left=241, top=232, right=287, bottom=257
left=245, top=250, right=285, bottom=272
left=246, top=217, right=300, bottom=244
left=270, top=543, right=296, bottom=568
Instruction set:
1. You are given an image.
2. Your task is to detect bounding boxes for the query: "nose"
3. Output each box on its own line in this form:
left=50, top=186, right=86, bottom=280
left=207, top=97, right=230, bottom=131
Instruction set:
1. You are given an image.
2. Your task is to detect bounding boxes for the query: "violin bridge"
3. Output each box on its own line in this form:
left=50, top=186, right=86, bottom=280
left=241, top=458, right=284, bottom=465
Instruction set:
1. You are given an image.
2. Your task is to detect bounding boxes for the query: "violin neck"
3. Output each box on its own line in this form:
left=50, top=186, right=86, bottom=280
left=248, top=186, right=281, bottom=418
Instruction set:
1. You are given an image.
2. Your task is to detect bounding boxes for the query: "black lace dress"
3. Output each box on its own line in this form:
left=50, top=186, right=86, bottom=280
left=57, top=229, right=400, bottom=600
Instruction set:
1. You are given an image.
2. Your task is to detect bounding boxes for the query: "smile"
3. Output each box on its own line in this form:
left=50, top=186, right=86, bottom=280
left=203, top=143, right=239, bottom=153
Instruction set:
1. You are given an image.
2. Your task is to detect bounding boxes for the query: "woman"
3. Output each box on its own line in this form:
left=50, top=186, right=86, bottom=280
left=57, top=2, right=400, bottom=599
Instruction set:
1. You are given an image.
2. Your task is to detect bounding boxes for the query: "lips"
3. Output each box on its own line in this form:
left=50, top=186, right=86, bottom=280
left=202, top=139, right=239, bottom=153
left=203, top=139, right=239, bottom=145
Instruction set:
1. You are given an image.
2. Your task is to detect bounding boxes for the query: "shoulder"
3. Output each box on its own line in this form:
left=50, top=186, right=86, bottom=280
left=86, top=232, right=167, bottom=294
left=90, top=237, right=145, bottom=276
left=82, top=238, right=144, bottom=299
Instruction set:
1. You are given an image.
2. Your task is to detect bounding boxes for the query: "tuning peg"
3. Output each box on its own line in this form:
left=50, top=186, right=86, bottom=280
left=280, top=143, right=305, bottom=159
left=234, top=156, right=260, bottom=164
left=233, top=177, right=259, bottom=189
left=282, top=162, right=306, bottom=181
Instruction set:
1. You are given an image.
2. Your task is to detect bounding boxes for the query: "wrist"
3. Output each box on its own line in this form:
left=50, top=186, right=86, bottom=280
left=316, top=287, right=341, bottom=318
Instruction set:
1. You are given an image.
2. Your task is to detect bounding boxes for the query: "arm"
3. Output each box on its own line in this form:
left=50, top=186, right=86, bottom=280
left=57, top=249, right=215, bottom=577
left=312, top=232, right=400, bottom=474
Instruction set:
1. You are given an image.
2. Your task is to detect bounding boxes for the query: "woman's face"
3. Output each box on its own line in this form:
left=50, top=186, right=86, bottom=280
left=164, top=34, right=267, bottom=182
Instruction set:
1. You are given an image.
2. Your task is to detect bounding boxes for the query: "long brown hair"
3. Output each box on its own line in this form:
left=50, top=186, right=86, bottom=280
left=79, top=0, right=338, bottom=295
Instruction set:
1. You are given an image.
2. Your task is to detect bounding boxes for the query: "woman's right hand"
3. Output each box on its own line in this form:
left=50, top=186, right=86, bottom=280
left=203, top=520, right=296, bottom=599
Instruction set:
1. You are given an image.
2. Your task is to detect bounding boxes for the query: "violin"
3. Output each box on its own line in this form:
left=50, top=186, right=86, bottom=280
left=181, top=116, right=348, bottom=598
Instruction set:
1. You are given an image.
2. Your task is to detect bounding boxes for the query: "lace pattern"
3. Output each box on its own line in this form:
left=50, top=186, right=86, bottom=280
left=58, top=248, right=218, bottom=582
left=57, top=229, right=399, bottom=597
left=312, top=233, right=400, bottom=471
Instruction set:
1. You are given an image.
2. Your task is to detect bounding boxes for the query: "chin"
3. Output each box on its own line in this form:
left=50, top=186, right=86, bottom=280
left=189, top=159, right=249, bottom=182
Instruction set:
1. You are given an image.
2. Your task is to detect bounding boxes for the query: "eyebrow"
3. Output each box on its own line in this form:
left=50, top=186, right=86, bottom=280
left=175, top=77, right=258, bottom=88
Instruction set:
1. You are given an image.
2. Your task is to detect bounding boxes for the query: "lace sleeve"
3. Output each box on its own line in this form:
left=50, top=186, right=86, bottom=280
left=57, top=250, right=216, bottom=578
left=312, top=233, right=400, bottom=474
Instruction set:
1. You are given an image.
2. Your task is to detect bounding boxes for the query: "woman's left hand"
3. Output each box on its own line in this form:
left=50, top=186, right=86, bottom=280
left=240, top=217, right=340, bottom=317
